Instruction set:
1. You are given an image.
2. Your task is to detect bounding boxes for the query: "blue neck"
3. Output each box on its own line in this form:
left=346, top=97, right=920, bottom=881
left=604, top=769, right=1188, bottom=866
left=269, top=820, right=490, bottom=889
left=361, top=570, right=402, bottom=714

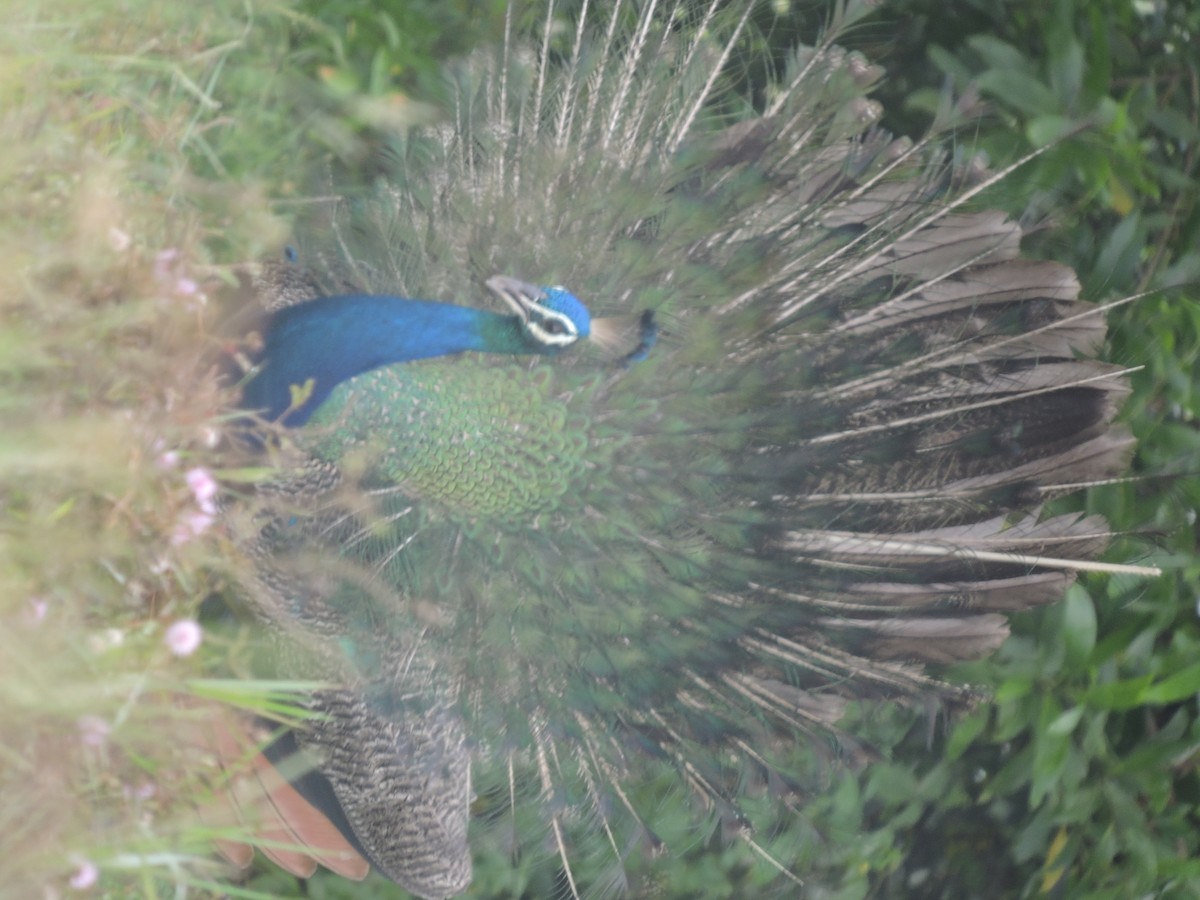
left=241, top=294, right=527, bottom=426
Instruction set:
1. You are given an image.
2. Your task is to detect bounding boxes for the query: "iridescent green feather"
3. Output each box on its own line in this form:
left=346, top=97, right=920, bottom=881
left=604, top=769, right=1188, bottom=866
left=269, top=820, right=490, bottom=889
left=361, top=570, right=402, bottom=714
left=308, top=361, right=598, bottom=521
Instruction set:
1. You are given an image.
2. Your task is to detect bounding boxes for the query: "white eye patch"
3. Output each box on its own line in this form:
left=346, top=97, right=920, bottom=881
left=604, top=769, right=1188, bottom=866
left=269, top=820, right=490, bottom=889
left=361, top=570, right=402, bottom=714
left=525, top=306, right=581, bottom=346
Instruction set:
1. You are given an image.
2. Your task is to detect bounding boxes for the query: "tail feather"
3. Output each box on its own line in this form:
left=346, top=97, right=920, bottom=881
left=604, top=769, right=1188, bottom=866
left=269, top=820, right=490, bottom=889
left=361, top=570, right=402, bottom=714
left=818, top=614, right=1015, bottom=664
left=834, top=571, right=1076, bottom=613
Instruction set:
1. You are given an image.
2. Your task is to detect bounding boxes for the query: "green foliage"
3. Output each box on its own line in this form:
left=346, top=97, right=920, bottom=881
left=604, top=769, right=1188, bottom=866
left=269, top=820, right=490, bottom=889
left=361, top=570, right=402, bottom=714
left=862, top=0, right=1199, bottom=293
left=293, top=0, right=506, bottom=94
left=272, top=0, right=509, bottom=166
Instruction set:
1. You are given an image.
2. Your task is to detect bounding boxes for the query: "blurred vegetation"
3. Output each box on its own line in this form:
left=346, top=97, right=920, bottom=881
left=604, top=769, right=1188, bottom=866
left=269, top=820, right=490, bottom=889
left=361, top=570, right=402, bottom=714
left=840, top=2, right=1200, bottom=897
left=1, top=0, right=1196, bottom=897
left=0, top=3, right=311, bottom=897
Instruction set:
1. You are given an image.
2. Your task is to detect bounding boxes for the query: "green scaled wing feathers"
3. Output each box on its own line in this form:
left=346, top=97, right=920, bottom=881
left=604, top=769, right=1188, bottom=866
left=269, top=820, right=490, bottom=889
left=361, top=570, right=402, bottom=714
left=228, top=2, right=1151, bottom=896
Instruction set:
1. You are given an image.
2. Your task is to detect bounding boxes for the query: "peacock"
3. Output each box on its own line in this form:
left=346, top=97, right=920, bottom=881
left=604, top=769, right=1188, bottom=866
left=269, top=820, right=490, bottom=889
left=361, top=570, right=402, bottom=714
left=213, top=2, right=1155, bottom=897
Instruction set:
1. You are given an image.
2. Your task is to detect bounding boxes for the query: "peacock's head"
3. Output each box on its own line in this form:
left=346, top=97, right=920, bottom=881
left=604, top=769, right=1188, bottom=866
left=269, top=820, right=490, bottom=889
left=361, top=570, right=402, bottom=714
left=486, top=275, right=590, bottom=352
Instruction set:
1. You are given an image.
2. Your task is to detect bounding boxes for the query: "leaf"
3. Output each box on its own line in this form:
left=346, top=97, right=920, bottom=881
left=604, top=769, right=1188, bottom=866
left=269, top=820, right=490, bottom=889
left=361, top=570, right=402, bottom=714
left=288, top=376, right=316, bottom=411
left=318, top=65, right=359, bottom=96
left=928, top=45, right=974, bottom=85
left=1040, top=826, right=1071, bottom=894
left=1149, top=107, right=1200, bottom=144
left=1091, top=212, right=1142, bottom=288
left=945, top=708, right=990, bottom=761
left=1046, top=706, right=1084, bottom=737
left=974, top=70, right=1058, bottom=116
left=1026, top=114, right=1075, bottom=146
left=1061, top=588, right=1097, bottom=668
left=966, top=34, right=1029, bottom=72
left=1048, top=36, right=1083, bottom=103
left=1085, top=675, right=1153, bottom=710
left=1141, top=662, right=1200, bottom=705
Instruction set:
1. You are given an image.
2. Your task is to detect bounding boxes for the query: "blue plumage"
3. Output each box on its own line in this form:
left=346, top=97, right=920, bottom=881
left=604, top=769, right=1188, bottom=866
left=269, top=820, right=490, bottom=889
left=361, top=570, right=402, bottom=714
left=242, top=280, right=591, bottom=426
left=538, top=286, right=592, bottom=339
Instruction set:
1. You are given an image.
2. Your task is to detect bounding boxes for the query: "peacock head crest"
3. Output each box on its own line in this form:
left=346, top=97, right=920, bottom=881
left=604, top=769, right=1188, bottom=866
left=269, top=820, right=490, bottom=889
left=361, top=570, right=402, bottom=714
left=486, top=275, right=590, bottom=351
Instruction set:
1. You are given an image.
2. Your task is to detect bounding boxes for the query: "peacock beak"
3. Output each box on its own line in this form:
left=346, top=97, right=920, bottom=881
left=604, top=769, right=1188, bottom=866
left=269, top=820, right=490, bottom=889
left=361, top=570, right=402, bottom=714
left=485, top=275, right=544, bottom=322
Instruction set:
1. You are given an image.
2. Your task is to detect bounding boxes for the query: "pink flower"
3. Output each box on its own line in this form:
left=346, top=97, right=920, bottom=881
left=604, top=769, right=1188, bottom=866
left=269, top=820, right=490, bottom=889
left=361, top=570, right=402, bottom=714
left=184, top=468, right=217, bottom=514
left=77, top=716, right=111, bottom=748
left=155, top=450, right=179, bottom=470
left=170, top=509, right=214, bottom=545
left=153, top=250, right=205, bottom=305
left=164, top=619, right=203, bottom=657
left=68, top=856, right=98, bottom=891
left=25, top=596, right=49, bottom=625
left=184, top=467, right=217, bottom=505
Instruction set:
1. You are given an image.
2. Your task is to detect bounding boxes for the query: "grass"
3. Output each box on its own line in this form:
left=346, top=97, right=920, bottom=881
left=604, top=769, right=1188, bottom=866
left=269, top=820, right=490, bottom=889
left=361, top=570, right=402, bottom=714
left=0, top=2, right=303, bottom=895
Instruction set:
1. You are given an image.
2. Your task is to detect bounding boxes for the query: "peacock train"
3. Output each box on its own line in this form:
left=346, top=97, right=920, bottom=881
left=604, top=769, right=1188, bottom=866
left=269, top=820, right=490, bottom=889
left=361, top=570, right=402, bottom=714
left=209, top=2, right=1154, bottom=896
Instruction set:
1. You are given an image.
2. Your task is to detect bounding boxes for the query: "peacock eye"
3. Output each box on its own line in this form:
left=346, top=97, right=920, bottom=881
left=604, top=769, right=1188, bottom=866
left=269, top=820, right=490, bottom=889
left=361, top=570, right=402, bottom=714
left=543, top=320, right=567, bottom=335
